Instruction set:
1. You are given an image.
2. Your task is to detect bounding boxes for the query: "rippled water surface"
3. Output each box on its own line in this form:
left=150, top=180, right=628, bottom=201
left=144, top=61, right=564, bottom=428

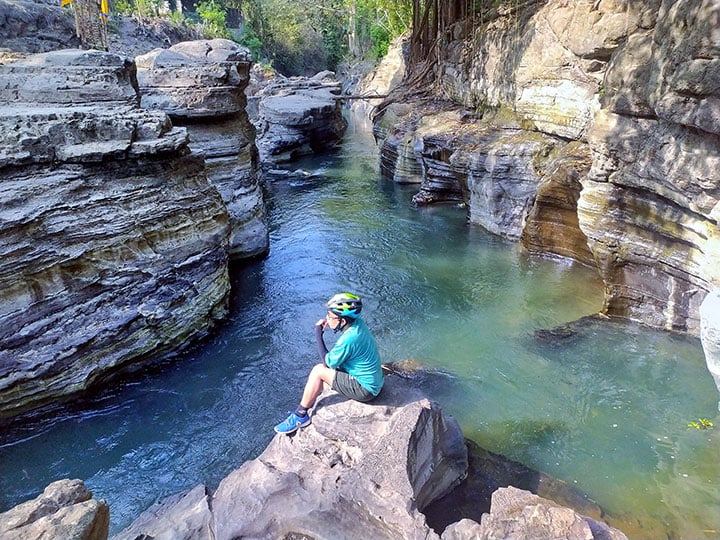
left=1, top=114, right=718, bottom=539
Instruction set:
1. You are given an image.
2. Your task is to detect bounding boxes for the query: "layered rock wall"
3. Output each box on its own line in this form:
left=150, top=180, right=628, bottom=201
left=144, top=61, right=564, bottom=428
left=0, top=50, right=231, bottom=422
left=136, top=39, right=269, bottom=260
left=375, top=0, right=720, bottom=333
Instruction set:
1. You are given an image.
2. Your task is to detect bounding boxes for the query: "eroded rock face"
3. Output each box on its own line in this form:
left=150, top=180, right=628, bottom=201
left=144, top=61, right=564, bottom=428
left=136, top=39, right=269, bottom=260
left=374, top=0, right=720, bottom=333
left=250, top=71, right=348, bottom=165
left=348, top=34, right=408, bottom=118
left=521, top=142, right=596, bottom=266
left=578, top=0, right=720, bottom=332
left=0, top=49, right=231, bottom=422
left=0, top=479, right=109, bottom=540
left=375, top=102, right=424, bottom=184
left=113, top=376, right=468, bottom=540
left=0, top=0, right=80, bottom=54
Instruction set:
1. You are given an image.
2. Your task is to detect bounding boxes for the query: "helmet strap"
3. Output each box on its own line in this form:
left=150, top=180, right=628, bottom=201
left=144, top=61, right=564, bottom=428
left=334, top=317, right=353, bottom=333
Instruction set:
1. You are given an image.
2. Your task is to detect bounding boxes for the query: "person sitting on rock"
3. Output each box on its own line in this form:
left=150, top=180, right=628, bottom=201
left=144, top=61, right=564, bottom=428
left=274, top=292, right=384, bottom=434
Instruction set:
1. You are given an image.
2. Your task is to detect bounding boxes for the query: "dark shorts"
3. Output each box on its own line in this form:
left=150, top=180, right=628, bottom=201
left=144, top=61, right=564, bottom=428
left=332, top=370, right=376, bottom=402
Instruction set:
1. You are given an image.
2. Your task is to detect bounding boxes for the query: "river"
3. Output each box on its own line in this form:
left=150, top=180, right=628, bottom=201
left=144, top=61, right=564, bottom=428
left=1, top=113, right=718, bottom=539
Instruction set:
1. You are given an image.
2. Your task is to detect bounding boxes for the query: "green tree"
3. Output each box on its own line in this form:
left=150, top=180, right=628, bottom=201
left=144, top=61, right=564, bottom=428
left=233, top=0, right=411, bottom=75
left=349, top=0, right=411, bottom=60
left=195, top=0, right=231, bottom=38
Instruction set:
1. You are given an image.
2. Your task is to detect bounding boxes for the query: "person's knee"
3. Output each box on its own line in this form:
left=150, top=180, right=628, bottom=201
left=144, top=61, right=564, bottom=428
left=309, top=363, right=325, bottom=377
left=309, top=363, right=334, bottom=384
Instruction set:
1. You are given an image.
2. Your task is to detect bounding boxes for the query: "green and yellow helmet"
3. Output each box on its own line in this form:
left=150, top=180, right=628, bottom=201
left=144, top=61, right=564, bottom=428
left=326, top=292, right=362, bottom=318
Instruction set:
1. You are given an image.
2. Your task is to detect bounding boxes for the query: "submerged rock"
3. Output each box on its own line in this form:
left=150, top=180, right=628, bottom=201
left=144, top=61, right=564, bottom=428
left=136, top=39, right=269, bottom=260
left=466, top=486, right=627, bottom=540
left=0, top=49, right=230, bottom=422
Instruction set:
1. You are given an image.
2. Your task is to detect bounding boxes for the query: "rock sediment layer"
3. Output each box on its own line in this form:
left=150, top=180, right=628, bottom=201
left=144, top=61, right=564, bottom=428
left=0, top=49, right=231, bottom=422
left=375, top=0, right=720, bottom=333
left=250, top=71, right=348, bottom=166
left=136, top=39, right=268, bottom=260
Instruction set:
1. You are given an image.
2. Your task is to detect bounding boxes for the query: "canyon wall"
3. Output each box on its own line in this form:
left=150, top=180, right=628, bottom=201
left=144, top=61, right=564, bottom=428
left=0, top=50, right=231, bottom=422
left=375, top=0, right=720, bottom=334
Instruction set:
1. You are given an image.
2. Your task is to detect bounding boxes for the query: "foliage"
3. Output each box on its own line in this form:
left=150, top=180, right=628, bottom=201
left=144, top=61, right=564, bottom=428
left=238, top=0, right=411, bottom=76
left=688, top=418, right=714, bottom=430
left=167, top=10, right=189, bottom=28
left=114, top=0, right=164, bottom=18
left=354, top=0, right=411, bottom=60
left=195, top=0, right=232, bottom=39
left=237, top=26, right=263, bottom=61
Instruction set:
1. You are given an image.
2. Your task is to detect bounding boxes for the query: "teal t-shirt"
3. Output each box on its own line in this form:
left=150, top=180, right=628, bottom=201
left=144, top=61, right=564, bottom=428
left=325, top=316, right=384, bottom=396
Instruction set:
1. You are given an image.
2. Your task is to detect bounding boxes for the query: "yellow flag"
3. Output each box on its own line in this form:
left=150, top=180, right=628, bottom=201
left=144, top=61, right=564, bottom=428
left=100, top=0, right=109, bottom=18
left=60, top=0, right=72, bottom=6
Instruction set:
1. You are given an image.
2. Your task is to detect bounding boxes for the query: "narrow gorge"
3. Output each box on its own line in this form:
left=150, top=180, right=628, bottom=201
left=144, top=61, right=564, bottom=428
left=1, top=1, right=719, bottom=539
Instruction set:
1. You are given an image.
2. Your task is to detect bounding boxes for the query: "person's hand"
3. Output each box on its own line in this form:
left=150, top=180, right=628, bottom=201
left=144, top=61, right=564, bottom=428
left=316, top=318, right=326, bottom=328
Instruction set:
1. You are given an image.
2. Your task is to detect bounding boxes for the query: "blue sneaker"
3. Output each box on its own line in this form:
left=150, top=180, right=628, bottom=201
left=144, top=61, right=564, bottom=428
left=274, top=412, right=311, bottom=434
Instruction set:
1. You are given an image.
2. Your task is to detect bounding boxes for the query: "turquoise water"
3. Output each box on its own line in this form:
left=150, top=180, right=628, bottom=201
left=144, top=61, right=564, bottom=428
left=1, top=114, right=718, bottom=539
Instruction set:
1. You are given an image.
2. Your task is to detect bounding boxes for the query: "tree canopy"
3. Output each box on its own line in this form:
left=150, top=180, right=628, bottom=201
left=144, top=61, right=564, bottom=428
left=230, top=0, right=412, bottom=75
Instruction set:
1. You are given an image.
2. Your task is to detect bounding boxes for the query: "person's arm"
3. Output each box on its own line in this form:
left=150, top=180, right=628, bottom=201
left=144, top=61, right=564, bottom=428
left=315, top=319, right=329, bottom=365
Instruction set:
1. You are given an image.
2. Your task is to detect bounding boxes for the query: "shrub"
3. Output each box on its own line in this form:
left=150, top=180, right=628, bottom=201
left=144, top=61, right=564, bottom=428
left=195, top=0, right=231, bottom=39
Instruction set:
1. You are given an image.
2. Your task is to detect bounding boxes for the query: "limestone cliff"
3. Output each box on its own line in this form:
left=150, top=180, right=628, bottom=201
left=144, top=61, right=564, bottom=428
left=374, top=0, right=720, bottom=334
left=0, top=50, right=231, bottom=422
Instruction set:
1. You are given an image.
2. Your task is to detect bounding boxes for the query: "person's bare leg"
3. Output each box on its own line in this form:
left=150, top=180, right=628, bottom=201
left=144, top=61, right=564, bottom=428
left=300, top=364, right=335, bottom=409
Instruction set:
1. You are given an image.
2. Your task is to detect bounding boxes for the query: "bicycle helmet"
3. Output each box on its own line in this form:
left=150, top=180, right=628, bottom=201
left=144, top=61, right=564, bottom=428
left=326, top=292, right=362, bottom=318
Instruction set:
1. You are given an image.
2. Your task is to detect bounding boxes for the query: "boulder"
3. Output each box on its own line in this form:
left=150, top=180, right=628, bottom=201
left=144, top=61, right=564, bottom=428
left=111, top=375, right=629, bottom=540
left=249, top=72, right=348, bottom=165
left=114, top=375, right=469, bottom=540
left=136, top=39, right=269, bottom=260
left=0, top=49, right=231, bottom=422
left=0, top=479, right=109, bottom=540
left=468, top=486, right=627, bottom=540
left=0, top=0, right=79, bottom=54
left=110, top=485, right=213, bottom=540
